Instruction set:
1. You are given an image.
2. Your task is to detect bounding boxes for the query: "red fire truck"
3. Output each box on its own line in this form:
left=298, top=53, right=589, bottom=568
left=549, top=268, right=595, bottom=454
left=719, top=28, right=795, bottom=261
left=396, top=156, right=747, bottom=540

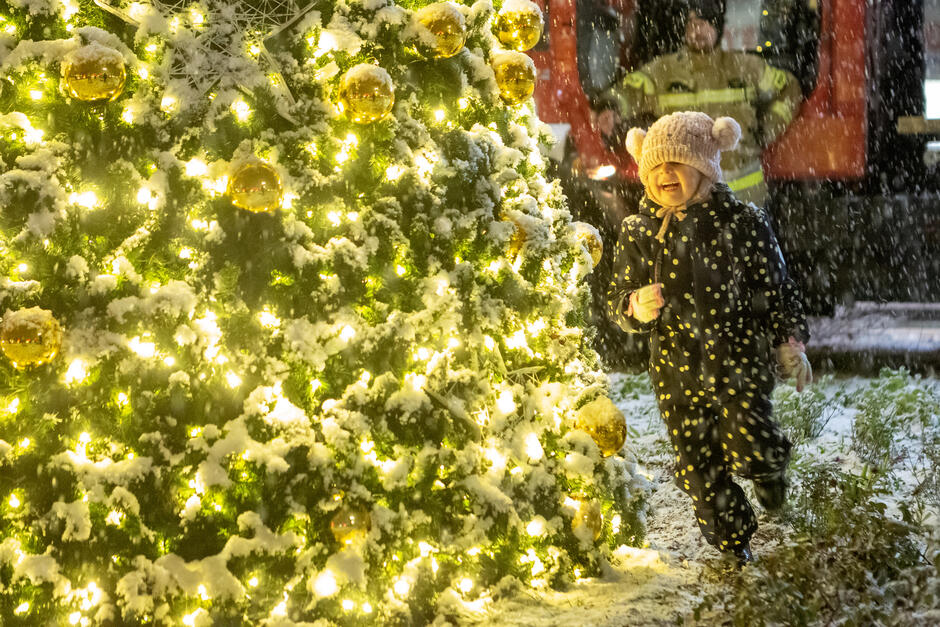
left=528, top=0, right=939, bottom=327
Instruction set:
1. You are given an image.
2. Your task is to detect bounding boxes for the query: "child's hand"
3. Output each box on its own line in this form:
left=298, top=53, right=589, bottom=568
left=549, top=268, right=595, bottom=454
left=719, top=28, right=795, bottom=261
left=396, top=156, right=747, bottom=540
left=776, top=337, right=813, bottom=392
left=628, top=283, right=664, bottom=323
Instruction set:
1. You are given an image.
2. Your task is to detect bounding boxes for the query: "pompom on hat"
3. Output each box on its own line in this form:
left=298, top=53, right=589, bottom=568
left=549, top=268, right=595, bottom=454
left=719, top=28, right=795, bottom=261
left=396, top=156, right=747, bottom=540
left=625, top=111, right=741, bottom=187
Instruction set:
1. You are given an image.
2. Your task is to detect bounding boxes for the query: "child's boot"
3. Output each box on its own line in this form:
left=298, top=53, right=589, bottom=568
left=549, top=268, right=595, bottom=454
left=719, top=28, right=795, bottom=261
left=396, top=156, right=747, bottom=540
left=733, top=542, right=754, bottom=567
left=753, top=475, right=789, bottom=511
left=719, top=542, right=754, bottom=569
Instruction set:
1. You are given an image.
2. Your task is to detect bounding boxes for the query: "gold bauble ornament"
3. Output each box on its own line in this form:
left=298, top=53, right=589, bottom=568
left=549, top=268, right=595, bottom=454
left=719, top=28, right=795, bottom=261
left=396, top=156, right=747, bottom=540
left=571, top=499, right=602, bottom=542
left=61, top=42, right=127, bottom=102
left=338, top=64, right=395, bottom=124
left=572, top=221, right=604, bottom=269
left=330, top=505, right=372, bottom=545
left=415, top=2, right=468, bottom=59
left=227, top=162, right=282, bottom=213
left=0, top=307, right=63, bottom=369
left=498, top=212, right=527, bottom=257
left=494, top=0, right=544, bottom=52
left=491, top=51, right=536, bottom=106
left=576, top=396, right=627, bottom=457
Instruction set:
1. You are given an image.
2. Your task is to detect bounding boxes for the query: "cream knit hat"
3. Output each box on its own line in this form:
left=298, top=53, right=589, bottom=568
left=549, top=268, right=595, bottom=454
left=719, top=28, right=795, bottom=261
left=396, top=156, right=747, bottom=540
left=625, top=111, right=741, bottom=186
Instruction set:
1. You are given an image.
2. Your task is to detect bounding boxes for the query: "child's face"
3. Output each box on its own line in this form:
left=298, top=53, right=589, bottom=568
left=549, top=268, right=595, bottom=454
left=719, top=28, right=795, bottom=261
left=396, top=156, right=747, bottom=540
left=648, top=162, right=704, bottom=206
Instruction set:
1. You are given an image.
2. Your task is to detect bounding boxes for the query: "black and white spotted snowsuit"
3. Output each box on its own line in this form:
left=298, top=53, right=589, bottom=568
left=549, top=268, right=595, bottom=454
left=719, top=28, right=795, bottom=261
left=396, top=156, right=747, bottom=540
left=607, top=184, right=808, bottom=552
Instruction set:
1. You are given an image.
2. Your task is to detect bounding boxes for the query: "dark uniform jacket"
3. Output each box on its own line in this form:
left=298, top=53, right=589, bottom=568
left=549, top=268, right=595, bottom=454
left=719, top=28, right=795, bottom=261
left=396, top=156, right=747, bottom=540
left=607, top=185, right=808, bottom=405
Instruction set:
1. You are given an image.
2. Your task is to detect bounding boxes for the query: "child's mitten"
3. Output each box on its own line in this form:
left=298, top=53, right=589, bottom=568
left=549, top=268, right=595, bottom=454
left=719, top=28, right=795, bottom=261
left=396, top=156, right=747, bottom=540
left=776, top=337, right=812, bottom=392
left=628, top=283, right=664, bottom=323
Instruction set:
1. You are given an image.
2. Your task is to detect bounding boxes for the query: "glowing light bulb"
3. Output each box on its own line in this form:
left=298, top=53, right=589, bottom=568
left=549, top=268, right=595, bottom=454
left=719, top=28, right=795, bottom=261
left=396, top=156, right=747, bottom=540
left=69, top=191, right=99, bottom=209
left=185, top=159, right=208, bottom=177
left=496, top=389, right=515, bottom=414
left=258, top=308, right=281, bottom=329
left=393, top=577, right=410, bottom=597
left=314, top=569, right=338, bottom=597
left=9, top=494, right=21, bottom=508
left=136, top=187, right=152, bottom=205
left=314, top=31, right=337, bottom=56
left=128, top=337, right=156, bottom=358
left=434, top=109, right=445, bottom=122
left=339, top=325, right=356, bottom=342
left=64, top=359, right=88, bottom=384
left=526, top=518, right=545, bottom=536
left=232, top=99, right=251, bottom=121
left=524, top=432, right=544, bottom=461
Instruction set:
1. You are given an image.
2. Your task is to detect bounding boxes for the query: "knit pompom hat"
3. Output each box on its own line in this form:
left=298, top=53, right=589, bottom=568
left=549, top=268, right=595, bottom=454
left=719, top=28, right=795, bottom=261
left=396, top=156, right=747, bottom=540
left=625, top=111, right=741, bottom=187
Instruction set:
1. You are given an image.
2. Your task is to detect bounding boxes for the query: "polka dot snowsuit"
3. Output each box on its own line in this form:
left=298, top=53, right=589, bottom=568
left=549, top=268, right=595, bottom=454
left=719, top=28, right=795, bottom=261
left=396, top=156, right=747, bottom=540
left=607, top=184, right=809, bottom=552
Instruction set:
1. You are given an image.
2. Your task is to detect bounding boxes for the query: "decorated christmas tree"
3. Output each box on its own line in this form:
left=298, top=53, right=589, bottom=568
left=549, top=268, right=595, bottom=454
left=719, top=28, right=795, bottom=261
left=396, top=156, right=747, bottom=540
left=0, top=0, right=646, bottom=623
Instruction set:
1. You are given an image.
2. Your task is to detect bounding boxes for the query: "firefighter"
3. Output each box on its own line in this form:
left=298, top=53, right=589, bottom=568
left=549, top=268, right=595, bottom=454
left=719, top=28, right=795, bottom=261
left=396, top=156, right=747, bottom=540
left=595, top=0, right=802, bottom=206
left=607, top=111, right=812, bottom=565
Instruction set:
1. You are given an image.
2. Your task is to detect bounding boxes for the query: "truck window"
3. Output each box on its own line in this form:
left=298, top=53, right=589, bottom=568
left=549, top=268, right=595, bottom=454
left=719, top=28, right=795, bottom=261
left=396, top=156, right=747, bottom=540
left=576, top=0, right=627, bottom=95
left=927, top=0, right=939, bottom=119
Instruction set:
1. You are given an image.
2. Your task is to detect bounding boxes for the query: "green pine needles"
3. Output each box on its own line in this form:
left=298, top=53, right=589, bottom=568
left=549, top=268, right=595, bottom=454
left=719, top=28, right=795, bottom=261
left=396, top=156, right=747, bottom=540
left=0, top=0, right=645, bottom=624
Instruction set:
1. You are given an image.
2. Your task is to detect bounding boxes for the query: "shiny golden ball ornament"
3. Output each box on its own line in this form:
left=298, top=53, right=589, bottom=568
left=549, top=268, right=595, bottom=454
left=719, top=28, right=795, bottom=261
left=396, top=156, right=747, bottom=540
left=330, top=505, right=372, bottom=545
left=338, top=64, right=395, bottom=124
left=414, top=2, right=468, bottom=59
left=571, top=499, right=603, bottom=542
left=61, top=42, right=127, bottom=102
left=572, top=221, right=604, bottom=269
left=576, top=396, right=627, bottom=457
left=494, top=0, right=544, bottom=52
left=227, top=161, right=282, bottom=213
left=491, top=51, right=537, bottom=105
left=0, top=307, right=63, bottom=369
left=497, top=212, right=527, bottom=257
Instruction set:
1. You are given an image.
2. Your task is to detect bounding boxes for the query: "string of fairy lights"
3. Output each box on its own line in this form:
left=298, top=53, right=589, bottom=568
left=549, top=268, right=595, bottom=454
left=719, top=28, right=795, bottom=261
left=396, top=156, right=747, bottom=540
left=0, top=0, right=630, bottom=623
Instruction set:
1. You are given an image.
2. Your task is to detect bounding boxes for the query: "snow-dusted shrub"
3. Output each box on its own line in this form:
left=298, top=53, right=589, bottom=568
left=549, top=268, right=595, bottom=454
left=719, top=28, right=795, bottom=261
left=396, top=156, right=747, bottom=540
left=850, top=368, right=940, bottom=466
left=695, top=461, right=927, bottom=626
left=772, top=375, right=843, bottom=445
left=909, top=428, right=940, bottom=514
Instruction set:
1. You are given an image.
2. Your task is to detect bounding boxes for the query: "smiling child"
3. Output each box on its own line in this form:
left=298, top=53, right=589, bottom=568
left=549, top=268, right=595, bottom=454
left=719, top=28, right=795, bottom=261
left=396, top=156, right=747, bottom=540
left=607, top=111, right=812, bottom=565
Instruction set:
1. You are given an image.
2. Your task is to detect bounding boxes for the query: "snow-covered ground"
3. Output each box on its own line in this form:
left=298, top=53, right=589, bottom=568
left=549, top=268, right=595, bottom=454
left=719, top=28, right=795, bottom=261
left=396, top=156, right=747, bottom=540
left=459, top=371, right=940, bottom=626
